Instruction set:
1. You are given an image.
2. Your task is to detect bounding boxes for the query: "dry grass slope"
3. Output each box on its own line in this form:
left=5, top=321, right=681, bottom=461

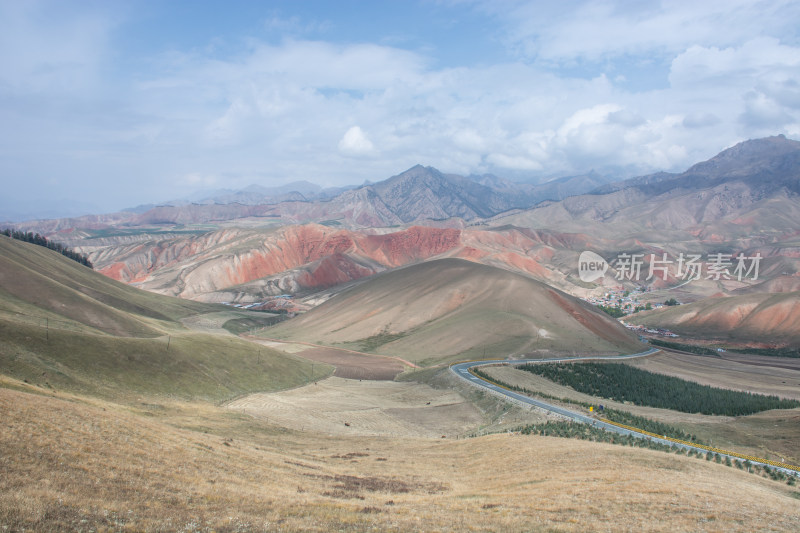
left=3, top=385, right=800, bottom=532
left=0, top=236, right=216, bottom=336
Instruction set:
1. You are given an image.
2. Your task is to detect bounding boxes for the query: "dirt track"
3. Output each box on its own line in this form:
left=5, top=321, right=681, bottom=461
left=247, top=336, right=413, bottom=380
left=294, top=346, right=405, bottom=380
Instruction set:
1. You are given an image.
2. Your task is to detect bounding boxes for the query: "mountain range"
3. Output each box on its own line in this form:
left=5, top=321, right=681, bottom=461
left=10, top=166, right=616, bottom=230
left=8, top=135, right=800, bottom=345
left=11, top=135, right=798, bottom=234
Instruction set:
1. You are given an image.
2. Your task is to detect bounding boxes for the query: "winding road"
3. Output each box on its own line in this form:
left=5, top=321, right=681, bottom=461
left=450, top=349, right=800, bottom=477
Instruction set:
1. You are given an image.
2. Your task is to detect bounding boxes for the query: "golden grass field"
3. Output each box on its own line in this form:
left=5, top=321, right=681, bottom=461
left=3, top=378, right=800, bottom=532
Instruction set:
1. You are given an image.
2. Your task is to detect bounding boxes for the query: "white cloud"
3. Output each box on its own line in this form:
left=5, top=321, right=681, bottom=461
left=682, top=112, right=721, bottom=129
left=0, top=2, right=113, bottom=94
left=3, top=1, right=800, bottom=219
left=180, top=173, right=220, bottom=188
left=452, top=128, right=487, bottom=151
left=485, top=153, right=543, bottom=171
left=558, top=104, right=622, bottom=138
left=487, top=0, right=800, bottom=64
left=740, top=91, right=794, bottom=129
left=241, top=40, right=426, bottom=91
left=338, top=126, right=375, bottom=156
left=205, top=98, right=252, bottom=144
left=118, top=31, right=800, bottom=186
left=666, top=37, right=800, bottom=137
left=669, top=38, right=800, bottom=89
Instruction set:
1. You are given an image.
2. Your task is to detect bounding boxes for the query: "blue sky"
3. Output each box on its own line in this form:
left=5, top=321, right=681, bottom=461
left=2, top=0, right=800, bottom=220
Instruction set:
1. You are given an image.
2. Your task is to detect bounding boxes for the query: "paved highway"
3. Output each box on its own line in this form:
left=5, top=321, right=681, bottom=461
left=450, top=349, right=800, bottom=477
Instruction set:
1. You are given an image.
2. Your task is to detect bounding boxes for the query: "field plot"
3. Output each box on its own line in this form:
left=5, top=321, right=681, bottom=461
left=482, top=365, right=734, bottom=426
left=483, top=364, right=800, bottom=464
left=255, top=339, right=310, bottom=354
left=180, top=310, right=281, bottom=336
left=227, top=376, right=483, bottom=437
left=627, top=351, right=800, bottom=400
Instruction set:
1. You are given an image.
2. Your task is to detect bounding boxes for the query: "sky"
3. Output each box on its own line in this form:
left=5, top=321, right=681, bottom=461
left=1, top=0, right=800, bottom=221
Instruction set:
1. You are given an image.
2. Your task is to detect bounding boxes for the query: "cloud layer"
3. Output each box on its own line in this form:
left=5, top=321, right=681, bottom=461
left=1, top=1, right=799, bottom=219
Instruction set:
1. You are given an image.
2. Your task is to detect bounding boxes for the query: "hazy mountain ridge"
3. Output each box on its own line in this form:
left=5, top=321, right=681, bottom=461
left=495, top=135, right=800, bottom=234
left=177, top=180, right=354, bottom=206
left=10, top=135, right=800, bottom=234
left=9, top=165, right=617, bottom=231
left=591, top=135, right=800, bottom=199
left=123, top=166, right=557, bottom=227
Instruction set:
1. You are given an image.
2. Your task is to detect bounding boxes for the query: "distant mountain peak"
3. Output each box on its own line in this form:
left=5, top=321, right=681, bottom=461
left=390, top=164, right=443, bottom=179
left=592, top=134, right=800, bottom=197
left=687, top=134, right=800, bottom=175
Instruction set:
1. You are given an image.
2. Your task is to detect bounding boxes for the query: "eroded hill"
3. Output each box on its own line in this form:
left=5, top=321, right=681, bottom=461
left=630, top=291, right=800, bottom=345
left=85, top=224, right=583, bottom=303
left=266, top=258, right=643, bottom=362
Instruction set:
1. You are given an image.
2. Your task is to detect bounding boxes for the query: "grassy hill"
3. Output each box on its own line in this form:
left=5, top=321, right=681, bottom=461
left=267, top=258, right=643, bottom=363
left=0, top=235, right=215, bottom=336
left=0, top=236, right=321, bottom=401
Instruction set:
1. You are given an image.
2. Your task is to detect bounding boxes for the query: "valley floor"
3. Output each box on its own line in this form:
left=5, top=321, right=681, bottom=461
left=226, top=376, right=488, bottom=438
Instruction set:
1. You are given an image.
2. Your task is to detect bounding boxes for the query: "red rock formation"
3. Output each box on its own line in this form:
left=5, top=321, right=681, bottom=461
left=359, top=226, right=462, bottom=267
left=296, top=253, right=375, bottom=289
left=92, top=223, right=590, bottom=301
